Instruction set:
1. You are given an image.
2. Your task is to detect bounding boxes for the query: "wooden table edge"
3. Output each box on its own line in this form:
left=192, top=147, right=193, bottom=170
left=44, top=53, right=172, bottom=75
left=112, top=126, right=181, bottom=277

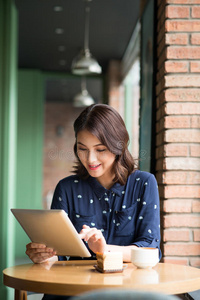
left=3, top=262, right=200, bottom=297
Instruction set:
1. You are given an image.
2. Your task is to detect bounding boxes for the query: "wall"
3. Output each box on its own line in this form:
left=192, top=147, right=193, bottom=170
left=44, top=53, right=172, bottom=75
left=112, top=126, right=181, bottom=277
left=107, top=60, right=125, bottom=117
left=0, top=0, right=18, bottom=299
left=43, top=102, right=83, bottom=206
left=15, top=70, right=44, bottom=258
left=156, top=0, right=200, bottom=266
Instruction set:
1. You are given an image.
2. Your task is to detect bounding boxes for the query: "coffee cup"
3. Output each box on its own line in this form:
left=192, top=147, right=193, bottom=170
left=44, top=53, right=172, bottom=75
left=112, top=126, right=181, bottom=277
left=131, top=247, right=159, bottom=269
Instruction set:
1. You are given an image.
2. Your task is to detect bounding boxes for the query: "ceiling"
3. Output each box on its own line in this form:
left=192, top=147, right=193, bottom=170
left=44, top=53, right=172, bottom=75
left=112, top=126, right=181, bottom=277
left=15, top=0, right=140, bottom=102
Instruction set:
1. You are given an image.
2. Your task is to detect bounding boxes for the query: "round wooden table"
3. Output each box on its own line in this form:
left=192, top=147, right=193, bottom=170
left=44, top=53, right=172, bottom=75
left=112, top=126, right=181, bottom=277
left=3, top=260, right=200, bottom=300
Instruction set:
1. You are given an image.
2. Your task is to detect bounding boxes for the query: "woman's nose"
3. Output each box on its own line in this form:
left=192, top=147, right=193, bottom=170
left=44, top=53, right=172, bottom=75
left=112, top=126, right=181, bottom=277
left=87, top=150, right=97, bottom=163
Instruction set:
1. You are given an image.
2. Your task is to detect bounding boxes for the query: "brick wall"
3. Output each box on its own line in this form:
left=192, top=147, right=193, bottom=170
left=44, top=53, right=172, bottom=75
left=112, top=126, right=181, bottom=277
left=156, top=0, right=200, bottom=266
left=107, top=60, right=125, bottom=117
left=43, top=102, right=83, bottom=207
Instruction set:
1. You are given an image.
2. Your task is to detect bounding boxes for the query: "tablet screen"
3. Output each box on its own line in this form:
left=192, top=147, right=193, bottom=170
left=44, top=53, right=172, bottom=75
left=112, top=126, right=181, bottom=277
left=11, top=209, right=91, bottom=257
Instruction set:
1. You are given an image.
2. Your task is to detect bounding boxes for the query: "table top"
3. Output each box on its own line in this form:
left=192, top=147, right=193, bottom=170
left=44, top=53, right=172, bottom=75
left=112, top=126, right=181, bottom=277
left=3, top=261, right=200, bottom=296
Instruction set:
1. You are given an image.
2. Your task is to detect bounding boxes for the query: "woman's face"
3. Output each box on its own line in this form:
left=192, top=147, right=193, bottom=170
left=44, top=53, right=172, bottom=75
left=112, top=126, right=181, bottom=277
left=76, top=129, right=116, bottom=189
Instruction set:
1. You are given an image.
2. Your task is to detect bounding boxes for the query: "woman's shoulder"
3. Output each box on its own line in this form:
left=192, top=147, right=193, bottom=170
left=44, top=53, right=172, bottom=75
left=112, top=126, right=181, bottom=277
left=129, top=170, right=157, bottom=183
left=57, top=175, right=81, bottom=187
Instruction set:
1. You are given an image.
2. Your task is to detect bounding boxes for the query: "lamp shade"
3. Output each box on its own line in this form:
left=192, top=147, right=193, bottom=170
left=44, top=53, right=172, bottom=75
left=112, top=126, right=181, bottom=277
left=73, top=88, right=95, bottom=107
left=73, top=76, right=95, bottom=107
left=71, top=1, right=102, bottom=75
left=72, top=49, right=102, bottom=75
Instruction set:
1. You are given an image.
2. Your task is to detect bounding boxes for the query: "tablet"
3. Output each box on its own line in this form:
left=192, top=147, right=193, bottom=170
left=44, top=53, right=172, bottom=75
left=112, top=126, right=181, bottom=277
left=11, top=208, right=91, bottom=257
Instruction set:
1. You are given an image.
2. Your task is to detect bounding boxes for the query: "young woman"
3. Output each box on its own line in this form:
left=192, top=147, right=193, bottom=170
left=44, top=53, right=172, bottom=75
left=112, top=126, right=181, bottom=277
left=26, top=104, right=161, bottom=298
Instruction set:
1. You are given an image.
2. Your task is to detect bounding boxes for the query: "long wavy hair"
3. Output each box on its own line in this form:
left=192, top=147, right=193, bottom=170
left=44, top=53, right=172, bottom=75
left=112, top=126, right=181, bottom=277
left=73, top=104, right=136, bottom=185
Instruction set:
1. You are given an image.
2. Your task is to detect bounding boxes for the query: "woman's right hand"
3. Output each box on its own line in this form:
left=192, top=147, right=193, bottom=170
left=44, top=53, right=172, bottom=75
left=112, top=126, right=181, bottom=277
left=26, top=242, right=57, bottom=264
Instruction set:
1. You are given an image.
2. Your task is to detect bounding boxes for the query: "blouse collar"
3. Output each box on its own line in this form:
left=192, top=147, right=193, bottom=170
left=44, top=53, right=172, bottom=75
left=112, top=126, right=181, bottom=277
left=88, top=176, right=125, bottom=198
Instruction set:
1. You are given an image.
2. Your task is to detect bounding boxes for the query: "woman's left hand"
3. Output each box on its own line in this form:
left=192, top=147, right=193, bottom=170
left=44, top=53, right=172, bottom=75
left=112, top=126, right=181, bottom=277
left=79, top=225, right=106, bottom=253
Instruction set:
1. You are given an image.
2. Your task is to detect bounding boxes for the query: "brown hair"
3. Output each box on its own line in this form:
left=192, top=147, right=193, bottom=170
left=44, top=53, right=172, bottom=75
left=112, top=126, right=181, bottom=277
left=73, top=104, right=136, bottom=185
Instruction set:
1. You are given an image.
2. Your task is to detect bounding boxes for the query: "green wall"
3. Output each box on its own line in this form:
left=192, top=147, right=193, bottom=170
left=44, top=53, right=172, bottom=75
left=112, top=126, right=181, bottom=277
left=15, top=70, right=44, bottom=258
left=0, top=1, right=18, bottom=299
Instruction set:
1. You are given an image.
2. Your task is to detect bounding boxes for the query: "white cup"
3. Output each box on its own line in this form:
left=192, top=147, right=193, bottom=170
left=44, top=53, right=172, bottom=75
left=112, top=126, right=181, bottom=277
left=131, top=247, right=159, bottom=269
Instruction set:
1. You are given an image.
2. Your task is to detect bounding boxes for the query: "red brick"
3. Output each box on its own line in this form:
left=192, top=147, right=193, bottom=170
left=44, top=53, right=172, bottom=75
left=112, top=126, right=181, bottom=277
left=166, top=6, right=190, bottom=18
left=164, top=243, right=200, bottom=256
left=167, top=47, right=200, bottom=59
left=162, top=171, right=200, bottom=185
left=166, top=20, right=200, bottom=32
left=163, top=214, right=200, bottom=227
left=163, top=257, right=189, bottom=265
left=164, top=143, right=188, bottom=156
left=165, top=61, right=188, bottom=73
left=190, top=61, right=200, bottom=72
left=163, top=229, right=190, bottom=241
left=164, top=185, right=200, bottom=198
left=190, top=144, right=200, bottom=156
left=191, top=116, right=200, bottom=127
left=165, top=33, right=188, bottom=45
left=190, top=257, right=200, bottom=267
left=166, top=157, right=200, bottom=171
left=193, top=229, right=200, bottom=241
left=165, top=129, right=200, bottom=143
left=191, top=33, right=200, bottom=45
left=164, top=116, right=190, bottom=128
left=192, top=200, right=200, bottom=212
left=163, top=200, right=192, bottom=212
left=164, top=88, right=200, bottom=101
left=165, top=75, right=200, bottom=87
left=165, top=102, right=200, bottom=115
left=43, top=103, right=81, bottom=197
left=165, top=102, right=200, bottom=114
left=156, top=157, right=200, bottom=171
left=192, top=6, right=200, bottom=18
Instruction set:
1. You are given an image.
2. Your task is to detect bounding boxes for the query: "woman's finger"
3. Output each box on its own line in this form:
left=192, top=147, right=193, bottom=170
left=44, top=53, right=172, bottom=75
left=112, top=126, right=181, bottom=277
left=29, top=252, right=55, bottom=264
left=83, top=228, right=102, bottom=242
left=26, top=242, right=46, bottom=249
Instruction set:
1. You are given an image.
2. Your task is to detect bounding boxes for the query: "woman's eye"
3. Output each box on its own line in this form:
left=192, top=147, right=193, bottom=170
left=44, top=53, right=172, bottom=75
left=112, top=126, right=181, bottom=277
left=78, top=148, right=87, bottom=151
left=97, top=149, right=106, bottom=152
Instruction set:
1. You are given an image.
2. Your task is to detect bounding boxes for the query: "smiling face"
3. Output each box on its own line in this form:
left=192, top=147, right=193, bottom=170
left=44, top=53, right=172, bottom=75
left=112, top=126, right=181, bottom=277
left=76, top=129, right=116, bottom=189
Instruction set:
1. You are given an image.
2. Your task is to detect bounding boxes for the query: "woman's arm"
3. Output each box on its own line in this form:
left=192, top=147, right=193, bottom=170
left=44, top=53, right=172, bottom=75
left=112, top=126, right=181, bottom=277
left=79, top=225, right=138, bottom=262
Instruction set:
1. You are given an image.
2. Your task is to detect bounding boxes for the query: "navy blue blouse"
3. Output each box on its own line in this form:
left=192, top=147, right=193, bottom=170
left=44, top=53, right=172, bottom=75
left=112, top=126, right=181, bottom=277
left=51, top=170, right=161, bottom=259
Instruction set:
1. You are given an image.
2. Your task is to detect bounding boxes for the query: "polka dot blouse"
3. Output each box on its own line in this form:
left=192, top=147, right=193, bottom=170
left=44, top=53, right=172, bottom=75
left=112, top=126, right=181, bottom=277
left=51, top=170, right=161, bottom=260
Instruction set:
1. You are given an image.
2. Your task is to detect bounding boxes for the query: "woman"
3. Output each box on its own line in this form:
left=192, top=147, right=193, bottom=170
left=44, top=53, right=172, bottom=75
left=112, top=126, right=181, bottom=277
left=26, top=104, right=161, bottom=298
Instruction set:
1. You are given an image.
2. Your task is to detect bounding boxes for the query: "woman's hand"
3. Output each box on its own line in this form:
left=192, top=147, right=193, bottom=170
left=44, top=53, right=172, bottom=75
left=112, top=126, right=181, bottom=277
left=26, top=242, right=57, bottom=264
left=79, top=225, right=106, bottom=253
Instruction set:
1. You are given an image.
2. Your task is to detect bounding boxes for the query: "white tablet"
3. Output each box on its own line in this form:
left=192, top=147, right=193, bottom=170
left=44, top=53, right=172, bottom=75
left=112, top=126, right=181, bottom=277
left=11, top=209, right=91, bottom=257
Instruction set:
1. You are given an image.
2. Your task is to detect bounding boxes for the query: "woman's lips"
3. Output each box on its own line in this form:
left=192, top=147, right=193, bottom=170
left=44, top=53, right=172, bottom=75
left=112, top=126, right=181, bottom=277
left=88, top=164, right=101, bottom=170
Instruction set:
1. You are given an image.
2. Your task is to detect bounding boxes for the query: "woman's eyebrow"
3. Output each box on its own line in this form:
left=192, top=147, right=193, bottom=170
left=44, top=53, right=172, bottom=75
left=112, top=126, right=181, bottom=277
left=77, top=142, right=104, bottom=147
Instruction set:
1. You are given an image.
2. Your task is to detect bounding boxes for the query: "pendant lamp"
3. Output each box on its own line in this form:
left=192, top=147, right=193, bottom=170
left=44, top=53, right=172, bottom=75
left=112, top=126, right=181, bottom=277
left=71, top=0, right=102, bottom=75
left=73, top=77, right=95, bottom=107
